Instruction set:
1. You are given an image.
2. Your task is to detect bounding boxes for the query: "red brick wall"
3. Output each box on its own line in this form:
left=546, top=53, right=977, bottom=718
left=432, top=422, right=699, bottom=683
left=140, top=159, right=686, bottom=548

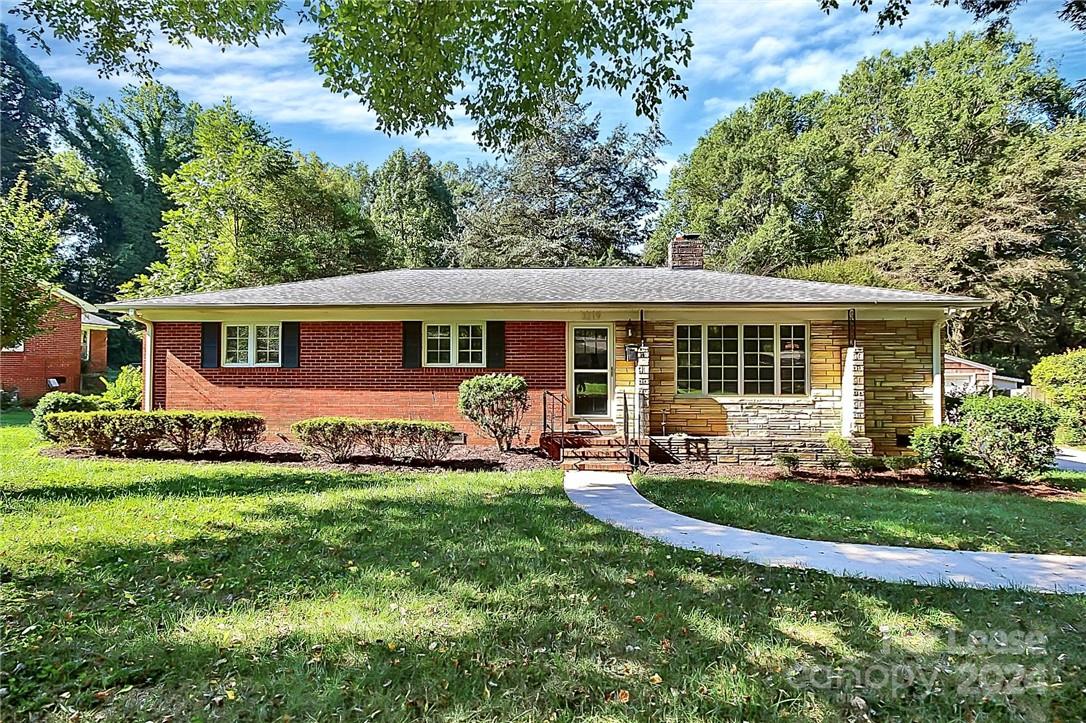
left=151, top=321, right=567, bottom=442
left=86, top=329, right=109, bottom=374
left=0, top=298, right=82, bottom=401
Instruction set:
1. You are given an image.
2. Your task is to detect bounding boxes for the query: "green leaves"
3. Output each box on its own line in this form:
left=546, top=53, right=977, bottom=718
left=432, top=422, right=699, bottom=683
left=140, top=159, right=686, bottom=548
left=10, top=1, right=692, bottom=149
left=0, top=175, right=62, bottom=348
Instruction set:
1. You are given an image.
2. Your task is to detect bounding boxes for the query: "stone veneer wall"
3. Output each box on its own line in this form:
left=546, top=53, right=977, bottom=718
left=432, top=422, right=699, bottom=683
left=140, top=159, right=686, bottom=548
left=649, top=435, right=874, bottom=466
left=637, top=319, right=849, bottom=438
left=624, top=317, right=937, bottom=460
left=856, top=320, right=937, bottom=453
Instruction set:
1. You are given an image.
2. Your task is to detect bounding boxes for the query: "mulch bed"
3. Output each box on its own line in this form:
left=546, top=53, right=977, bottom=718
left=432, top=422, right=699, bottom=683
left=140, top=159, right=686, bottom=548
left=41, top=442, right=559, bottom=473
left=641, top=462, right=1083, bottom=499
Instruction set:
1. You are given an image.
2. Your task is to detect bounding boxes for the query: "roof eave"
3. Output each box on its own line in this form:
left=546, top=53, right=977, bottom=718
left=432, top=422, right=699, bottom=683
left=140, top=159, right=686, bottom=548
left=100, top=298, right=989, bottom=311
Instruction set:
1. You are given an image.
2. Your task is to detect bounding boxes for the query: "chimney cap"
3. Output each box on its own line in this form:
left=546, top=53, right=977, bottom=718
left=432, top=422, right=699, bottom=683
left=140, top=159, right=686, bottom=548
left=674, top=232, right=701, bottom=240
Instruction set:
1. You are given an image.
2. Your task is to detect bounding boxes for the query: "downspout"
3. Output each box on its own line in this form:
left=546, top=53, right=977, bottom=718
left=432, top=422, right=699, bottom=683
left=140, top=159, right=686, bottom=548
left=128, top=310, right=154, bottom=412
left=932, top=317, right=944, bottom=425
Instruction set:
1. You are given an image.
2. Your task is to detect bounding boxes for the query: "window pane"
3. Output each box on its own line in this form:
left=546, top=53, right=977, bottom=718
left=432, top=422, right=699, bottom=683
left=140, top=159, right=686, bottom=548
left=457, top=324, right=484, bottom=365
left=255, top=324, right=280, bottom=364
left=426, top=324, right=451, bottom=364
left=742, top=325, right=775, bottom=395
left=676, top=325, right=703, bottom=394
left=225, top=325, right=250, bottom=365
left=707, top=325, right=739, bottom=395
left=780, top=324, right=807, bottom=394
left=573, top=328, right=608, bottom=370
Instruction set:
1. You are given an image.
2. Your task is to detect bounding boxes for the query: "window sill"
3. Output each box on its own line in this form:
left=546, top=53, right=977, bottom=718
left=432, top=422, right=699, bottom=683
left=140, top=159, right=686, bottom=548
left=675, top=393, right=813, bottom=404
left=222, top=363, right=282, bottom=369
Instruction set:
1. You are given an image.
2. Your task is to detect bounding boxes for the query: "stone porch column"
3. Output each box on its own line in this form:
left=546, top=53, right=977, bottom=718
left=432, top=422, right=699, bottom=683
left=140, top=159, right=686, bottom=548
left=634, top=343, right=650, bottom=438
left=841, top=346, right=865, bottom=437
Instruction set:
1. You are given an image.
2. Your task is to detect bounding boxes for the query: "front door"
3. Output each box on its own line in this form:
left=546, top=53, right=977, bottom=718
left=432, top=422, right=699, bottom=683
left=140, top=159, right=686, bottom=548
left=571, top=325, right=611, bottom=418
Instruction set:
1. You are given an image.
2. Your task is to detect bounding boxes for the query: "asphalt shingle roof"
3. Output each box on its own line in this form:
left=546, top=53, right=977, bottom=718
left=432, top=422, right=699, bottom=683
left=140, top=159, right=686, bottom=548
left=81, top=311, right=121, bottom=328
left=102, top=267, right=985, bottom=309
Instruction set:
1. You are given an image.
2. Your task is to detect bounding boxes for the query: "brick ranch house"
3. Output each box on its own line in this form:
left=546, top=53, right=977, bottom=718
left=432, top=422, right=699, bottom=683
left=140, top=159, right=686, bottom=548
left=102, top=235, right=986, bottom=465
left=1, top=287, right=120, bottom=401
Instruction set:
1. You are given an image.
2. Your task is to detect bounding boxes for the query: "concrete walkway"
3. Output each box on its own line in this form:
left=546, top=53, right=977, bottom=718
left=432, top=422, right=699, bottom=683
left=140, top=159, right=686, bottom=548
left=565, top=470, right=1086, bottom=594
left=1057, top=447, right=1086, bottom=473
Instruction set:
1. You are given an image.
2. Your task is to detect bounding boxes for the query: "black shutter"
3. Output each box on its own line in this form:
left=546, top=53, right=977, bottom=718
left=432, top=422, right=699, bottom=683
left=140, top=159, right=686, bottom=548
left=403, top=321, right=422, bottom=368
left=281, top=322, right=300, bottom=368
left=486, top=321, right=505, bottom=368
left=201, top=322, right=221, bottom=368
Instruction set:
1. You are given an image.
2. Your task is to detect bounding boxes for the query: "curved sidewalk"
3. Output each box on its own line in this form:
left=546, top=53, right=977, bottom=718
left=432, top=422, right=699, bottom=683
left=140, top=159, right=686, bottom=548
left=565, top=470, right=1086, bottom=594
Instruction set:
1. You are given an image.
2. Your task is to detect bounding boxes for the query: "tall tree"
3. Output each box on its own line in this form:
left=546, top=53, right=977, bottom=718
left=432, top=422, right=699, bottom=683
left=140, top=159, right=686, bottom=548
left=0, top=175, right=63, bottom=347
left=646, top=90, right=852, bottom=273
left=123, top=105, right=381, bottom=297
left=654, top=33, right=1086, bottom=374
left=9, top=1, right=692, bottom=149
left=367, top=148, right=457, bottom=268
left=0, top=24, right=61, bottom=195
left=458, top=99, right=664, bottom=268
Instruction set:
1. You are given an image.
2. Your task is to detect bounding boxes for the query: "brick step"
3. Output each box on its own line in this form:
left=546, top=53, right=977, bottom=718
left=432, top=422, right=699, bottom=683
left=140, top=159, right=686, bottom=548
left=563, top=447, right=629, bottom=459
left=560, top=459, right=634, bottom=472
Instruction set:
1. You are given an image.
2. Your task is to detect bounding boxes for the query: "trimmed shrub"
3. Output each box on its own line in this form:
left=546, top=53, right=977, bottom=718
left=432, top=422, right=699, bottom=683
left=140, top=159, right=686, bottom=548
left=44, top=410, right=160, bottom=453
left=773, top=453, right=801, bottom=474
left=214, top=413, right=266, bottom=453
left=850, top=455, right=885, bottom=478
left=33, top=392, right=102, bottom=438
left=100, top=365, right=143, bottom=410
left=819, top=455, right=842, bottom=472
left=154, top=411, right=219, bottom=455
left=883, top=455, right=916, bottom=475
left=911, top=425, right=970, bottom=483
left=293, top=417, right=456, bottom=463
left=358, top=419, right=456, bottom=462
left=293, top=417, right=362, bottom=462
left=824, top=430, right=853, bottom=459
left=1031, top=348, right=1086, bottom=445
left=960, top=396, right=1059, bottom=480
left=458, top=373, right=530, bottom=451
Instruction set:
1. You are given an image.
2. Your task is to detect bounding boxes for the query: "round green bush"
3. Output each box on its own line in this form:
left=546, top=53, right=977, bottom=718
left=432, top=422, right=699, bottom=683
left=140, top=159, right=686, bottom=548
left=960, top=396, right=1059, bottom=480
left=1031, top=348, right=1086, bottom=445
left=32, top=392, right=102, bottom=439
left=458, top=374, right=529, bottom=451
left=910, top=424, right=970, bottom=483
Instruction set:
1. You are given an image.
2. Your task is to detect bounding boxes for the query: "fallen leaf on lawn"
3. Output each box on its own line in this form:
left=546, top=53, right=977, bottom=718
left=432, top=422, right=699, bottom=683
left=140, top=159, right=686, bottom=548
left=617, top=689, right=631, bottom=703
left=650, top=673, right=663, bottom=685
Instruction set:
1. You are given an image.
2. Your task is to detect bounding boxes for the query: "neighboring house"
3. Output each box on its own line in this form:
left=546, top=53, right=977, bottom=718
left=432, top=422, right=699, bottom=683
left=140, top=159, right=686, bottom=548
left=944, top=355, right=1024, bottom=396
left=101, top=235, right=986, bottom=463
left=1, top=287, right=120, bottom=401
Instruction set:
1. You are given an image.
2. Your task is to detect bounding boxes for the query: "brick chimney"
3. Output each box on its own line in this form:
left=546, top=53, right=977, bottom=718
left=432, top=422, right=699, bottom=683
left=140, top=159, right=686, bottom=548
left=668, top=233, right=703, bottom=269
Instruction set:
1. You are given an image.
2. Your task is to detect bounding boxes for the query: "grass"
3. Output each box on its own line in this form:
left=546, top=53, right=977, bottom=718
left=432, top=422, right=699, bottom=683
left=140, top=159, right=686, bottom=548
left=1, top=408, right=1084, bottom=721
left=635, top=471, right=1086, bottom=555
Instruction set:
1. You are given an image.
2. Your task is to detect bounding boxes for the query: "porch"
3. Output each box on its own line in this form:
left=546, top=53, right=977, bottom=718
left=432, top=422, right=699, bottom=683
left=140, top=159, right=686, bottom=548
left=540, top=316, right=939, bottom=470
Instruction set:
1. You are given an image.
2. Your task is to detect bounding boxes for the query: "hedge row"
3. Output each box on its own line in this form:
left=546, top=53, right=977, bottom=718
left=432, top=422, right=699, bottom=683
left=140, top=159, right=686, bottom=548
left=44, top=410, right=266, bottom=454
left=292, top=417, right=457, bottom=463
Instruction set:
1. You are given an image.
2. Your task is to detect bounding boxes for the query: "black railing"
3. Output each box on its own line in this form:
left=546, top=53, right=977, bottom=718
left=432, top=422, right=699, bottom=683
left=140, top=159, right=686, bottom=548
left=542, top=390, right=567, bottom=462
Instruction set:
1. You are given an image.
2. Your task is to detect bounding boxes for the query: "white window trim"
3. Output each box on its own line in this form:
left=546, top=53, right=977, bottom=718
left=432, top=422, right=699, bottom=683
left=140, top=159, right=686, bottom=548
left=2, top=342, right=25, bottom=352
left=222, top=322, right=282, bottom=368
left=81, top=329, right=91, bottom=362
left=423, top=322, right=486, bottom=368
left=675, top=323, right=809, bottom=399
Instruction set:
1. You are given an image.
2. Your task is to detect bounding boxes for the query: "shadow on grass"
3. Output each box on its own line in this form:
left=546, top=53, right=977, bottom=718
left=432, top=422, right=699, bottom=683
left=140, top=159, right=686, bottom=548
left=6, top=467, right=1086, bottom=721
left=638, top=474, right=1086, bottom=556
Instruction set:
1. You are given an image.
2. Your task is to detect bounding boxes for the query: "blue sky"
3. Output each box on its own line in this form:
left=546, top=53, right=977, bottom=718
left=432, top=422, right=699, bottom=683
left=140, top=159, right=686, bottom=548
left=9, top=0, right=1084, bottom=184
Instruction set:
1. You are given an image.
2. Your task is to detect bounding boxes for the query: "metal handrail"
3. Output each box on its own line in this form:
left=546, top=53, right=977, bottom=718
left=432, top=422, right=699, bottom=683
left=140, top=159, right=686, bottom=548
left=542, top=390, right=567, bottom=462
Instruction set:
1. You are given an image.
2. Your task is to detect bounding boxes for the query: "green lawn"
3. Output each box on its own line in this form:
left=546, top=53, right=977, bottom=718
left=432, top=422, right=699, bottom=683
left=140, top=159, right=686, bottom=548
left=636, top=472, right=1086, bottom=555
left=3, top=409, right=1086, bottom=721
